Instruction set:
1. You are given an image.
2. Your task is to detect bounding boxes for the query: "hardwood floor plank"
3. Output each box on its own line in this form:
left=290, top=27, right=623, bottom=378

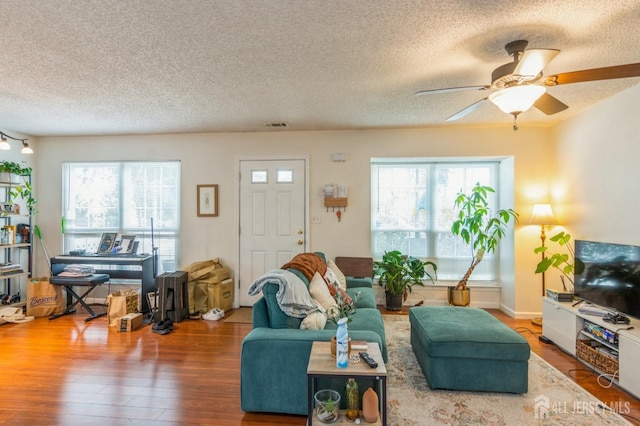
left=0, top=307, right=638, bottom=425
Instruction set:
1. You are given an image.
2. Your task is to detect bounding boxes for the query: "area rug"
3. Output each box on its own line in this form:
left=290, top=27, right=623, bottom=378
left=224, top=307, right=253, bottom=323
left=383, top=315, right=632, bottom=425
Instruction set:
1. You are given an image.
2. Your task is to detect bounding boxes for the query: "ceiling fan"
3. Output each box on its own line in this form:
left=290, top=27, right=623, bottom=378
left=415, top=40, right=640, bottom=129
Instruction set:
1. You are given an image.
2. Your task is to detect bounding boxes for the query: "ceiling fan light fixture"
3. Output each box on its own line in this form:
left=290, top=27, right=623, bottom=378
left=489, top=85, right=546, bottom=115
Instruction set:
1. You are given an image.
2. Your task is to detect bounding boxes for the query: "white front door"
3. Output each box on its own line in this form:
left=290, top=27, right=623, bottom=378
left=238, top=158, right=307, bottom=306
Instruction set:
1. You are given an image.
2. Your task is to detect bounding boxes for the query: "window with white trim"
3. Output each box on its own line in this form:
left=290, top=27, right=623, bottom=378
left=371, top=159, right=503, bottom=283
left=62, top=161, right=180, bottom=274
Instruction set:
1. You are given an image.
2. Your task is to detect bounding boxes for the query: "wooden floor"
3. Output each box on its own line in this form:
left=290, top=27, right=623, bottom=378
left=1, top=306, right=639, bottom=425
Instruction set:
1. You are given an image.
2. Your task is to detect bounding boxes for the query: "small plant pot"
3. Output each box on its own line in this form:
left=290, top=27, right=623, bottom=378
left=314, top=389, right=340, bottom=423
left=448, top=287, right=470, bottom=306
left=385, top=291, right=403, bottom=311
left=330, top=336, right=351, bottom=358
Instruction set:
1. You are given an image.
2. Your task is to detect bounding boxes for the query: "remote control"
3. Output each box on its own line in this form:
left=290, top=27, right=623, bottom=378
left=359, top=352, right=378, bottom=368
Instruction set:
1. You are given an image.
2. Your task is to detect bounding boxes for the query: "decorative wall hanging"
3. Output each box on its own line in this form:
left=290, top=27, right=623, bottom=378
left=197, top=184, right=218, bottom=217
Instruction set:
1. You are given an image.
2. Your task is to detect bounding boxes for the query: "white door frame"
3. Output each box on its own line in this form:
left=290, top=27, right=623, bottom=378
left=234, top=155, right=310, bottom=308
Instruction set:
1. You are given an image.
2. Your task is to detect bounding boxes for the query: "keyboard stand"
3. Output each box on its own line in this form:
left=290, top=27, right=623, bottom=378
left=49, top=274, right=111, bottom=322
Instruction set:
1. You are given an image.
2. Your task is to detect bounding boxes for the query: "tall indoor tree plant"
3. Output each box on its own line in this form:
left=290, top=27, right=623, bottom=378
left=373, top=250, right=437, bottom=311
left=450, top=184, right=518, bottom=306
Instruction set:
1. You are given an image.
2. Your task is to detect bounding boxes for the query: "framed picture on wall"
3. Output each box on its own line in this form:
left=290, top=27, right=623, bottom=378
left=197, top=184, right=218, bottom=217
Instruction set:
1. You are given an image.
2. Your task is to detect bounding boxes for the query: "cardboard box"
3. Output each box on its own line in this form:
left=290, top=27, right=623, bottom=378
left=119, top=312, right=143, bottom=332
left=208, top=278, right=233, bottom=312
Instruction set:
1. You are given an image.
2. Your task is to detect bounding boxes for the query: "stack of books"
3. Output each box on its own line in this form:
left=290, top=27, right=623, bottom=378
left=0, top=263, right=23, bottom=276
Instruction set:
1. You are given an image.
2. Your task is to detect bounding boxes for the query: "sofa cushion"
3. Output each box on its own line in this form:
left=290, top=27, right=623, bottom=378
left=301, top=311, right=327, bottom=330
left=309, top=272, right=338, bottom=314
left=327, top=259, right=347, bottom=290
left=262, top=283, right=303, bottom=329
left=347, top=287, right=375, bottom=309
left=346, top=277, right=373, bottom=288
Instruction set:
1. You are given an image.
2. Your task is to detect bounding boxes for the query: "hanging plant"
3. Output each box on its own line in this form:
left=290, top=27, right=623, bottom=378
left=0, top=161, right=36, bottom=215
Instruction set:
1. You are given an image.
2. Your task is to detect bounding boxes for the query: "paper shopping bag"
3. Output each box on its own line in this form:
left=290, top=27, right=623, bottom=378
left=26, top=277, right=66, bottom=317
left=188, top=281, right=209, bottom=314
left=107, top=289, right=139, bottom=326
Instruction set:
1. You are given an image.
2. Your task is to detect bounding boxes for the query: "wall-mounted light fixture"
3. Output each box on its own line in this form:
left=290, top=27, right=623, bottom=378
left=0, top=131, right=32, bottom=154
left=21, top=141, right=33, bottom=154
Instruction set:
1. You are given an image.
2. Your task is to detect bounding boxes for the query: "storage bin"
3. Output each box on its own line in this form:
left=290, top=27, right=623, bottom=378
left=576, top=339, right=619, bottom=375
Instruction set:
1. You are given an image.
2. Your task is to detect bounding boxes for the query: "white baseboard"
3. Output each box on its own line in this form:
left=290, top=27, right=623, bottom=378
left=374, top=284, right=501, bottom=309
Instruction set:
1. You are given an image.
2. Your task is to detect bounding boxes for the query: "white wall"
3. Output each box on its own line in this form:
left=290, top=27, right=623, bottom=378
left=33, top=125, right=557, bottom=315
left=552, top=84, right=640, bottom=247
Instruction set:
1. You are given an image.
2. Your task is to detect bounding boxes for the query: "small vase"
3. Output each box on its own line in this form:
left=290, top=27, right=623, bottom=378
left=314, top=389, right=340, bottom=423
left=346, top=378, right=359, bottom=421
left=362, top=387, right=379, bottom=423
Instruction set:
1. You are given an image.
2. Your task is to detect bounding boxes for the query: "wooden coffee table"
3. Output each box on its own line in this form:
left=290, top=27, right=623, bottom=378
left=307, top=341, right=387, bottom=425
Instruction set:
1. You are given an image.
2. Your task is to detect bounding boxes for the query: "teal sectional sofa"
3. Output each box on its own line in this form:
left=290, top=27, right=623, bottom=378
left=240, top=255, right=387, bottom=416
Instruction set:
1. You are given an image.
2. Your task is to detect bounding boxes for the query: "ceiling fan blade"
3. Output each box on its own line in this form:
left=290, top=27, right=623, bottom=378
left=534, top=92, right=569, bottom=115
left=415, top=85, right=489, bottom=96
left=544, top=63, right=640, bottom=85
left=445, top=98, right=488, bottom=121
left=514, top=49, right=560, bottom=79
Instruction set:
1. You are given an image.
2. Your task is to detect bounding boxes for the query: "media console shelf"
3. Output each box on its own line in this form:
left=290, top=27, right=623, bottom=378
left=542, top=297, right=640, bottom=398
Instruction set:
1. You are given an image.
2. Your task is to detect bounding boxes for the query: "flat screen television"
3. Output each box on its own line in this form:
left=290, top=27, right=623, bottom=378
left=574, top=239, right=640, bottom=319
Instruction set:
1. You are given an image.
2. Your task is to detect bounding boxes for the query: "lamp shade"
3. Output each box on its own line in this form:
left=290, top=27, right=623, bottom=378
left=21, top=142, right=33, bottom=154
left=528, top=203, right=557, bottom=225
left=489, top=85, right=546, bottom=115
left=0, top=138, right=9, bottom=150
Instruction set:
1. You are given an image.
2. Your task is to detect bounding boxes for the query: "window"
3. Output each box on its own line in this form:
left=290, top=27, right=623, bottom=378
left=371, top=159, right=504, bottom=283
left=62, top=161, right=180, bottom=273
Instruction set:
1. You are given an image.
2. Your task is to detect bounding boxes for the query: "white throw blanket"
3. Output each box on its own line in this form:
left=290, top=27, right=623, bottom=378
left=248, top=269, right=318, bottom=318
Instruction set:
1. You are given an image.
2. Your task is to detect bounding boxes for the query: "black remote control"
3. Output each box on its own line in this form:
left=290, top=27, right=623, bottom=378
left=359, top=352, right=378, bottom=368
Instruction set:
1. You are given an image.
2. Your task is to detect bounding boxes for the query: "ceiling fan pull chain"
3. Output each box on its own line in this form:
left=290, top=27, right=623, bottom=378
left=512, top=114, right=519, bottom=131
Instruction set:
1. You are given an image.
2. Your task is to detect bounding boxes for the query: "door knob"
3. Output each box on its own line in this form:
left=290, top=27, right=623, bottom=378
left=297, top=240, right=304, bottom=245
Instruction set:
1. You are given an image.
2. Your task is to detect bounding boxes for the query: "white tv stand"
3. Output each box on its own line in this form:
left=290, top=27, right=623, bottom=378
left=542, top=297, right=640, bottom=398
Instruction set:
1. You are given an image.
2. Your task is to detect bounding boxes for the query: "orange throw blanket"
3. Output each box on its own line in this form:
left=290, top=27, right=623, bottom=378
left=281, top=253, right=327, bottom=282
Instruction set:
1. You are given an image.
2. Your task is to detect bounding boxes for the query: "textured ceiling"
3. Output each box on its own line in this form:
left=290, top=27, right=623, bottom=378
left=0, top=0, right=639, bottom=137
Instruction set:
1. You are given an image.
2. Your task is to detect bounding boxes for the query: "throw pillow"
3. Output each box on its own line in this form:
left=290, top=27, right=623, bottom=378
left=309, top=272, right=338, bottom=314
left=301, top=311, right=327, bottom=330
left=327, top=259, right=347, bottom=290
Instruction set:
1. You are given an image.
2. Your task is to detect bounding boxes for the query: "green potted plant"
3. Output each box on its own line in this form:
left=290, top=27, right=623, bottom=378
left=534, top=231, right=584, bottom=291
left=373, top=250, right=437, bottom=311
left=328, top=288, right=360, bottom=325
left=450, top=184, right=518, bottom=306
left=0, top=161, right=36, bottom=215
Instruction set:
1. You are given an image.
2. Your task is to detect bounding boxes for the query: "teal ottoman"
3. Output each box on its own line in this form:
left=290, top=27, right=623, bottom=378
left=409, top=306, right=530, bottom=393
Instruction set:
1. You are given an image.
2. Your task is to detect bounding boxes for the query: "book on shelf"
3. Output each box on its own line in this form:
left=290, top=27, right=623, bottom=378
left=0, top=269, right=24, bottom=276
left=0, top=263, right=22, bottom=271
